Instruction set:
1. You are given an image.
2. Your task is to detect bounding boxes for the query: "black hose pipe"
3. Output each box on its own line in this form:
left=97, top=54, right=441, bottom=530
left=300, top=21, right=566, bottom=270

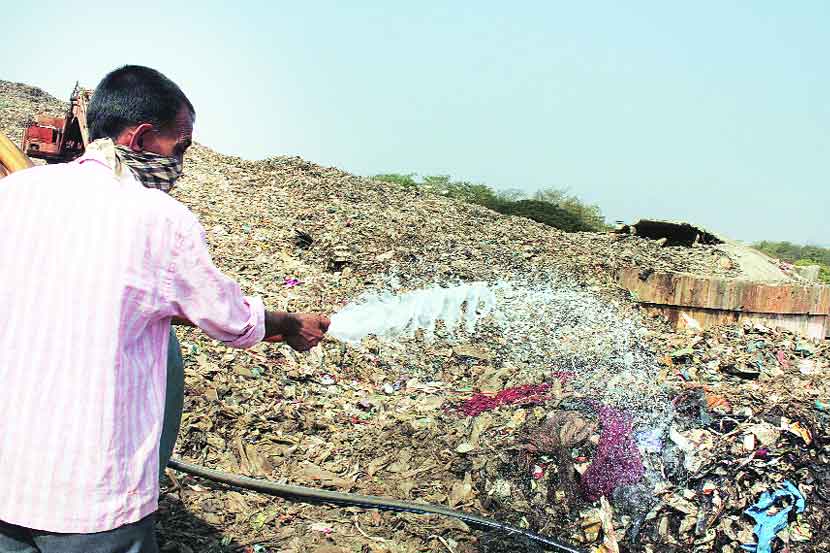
left=167, top=458, right=586, bottom=553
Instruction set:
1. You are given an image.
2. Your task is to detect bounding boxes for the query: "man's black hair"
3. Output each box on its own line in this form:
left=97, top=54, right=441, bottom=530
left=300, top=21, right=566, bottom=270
left=87, top=65, right=195, bottom=141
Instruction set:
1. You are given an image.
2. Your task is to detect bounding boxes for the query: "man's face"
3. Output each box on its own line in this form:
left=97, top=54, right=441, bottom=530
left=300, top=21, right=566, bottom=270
left=135, top=104, right=194, bottom=162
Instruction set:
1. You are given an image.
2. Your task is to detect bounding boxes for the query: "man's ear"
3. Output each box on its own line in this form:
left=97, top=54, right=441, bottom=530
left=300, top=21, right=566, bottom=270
left=119, top=123, right=154, bottom=152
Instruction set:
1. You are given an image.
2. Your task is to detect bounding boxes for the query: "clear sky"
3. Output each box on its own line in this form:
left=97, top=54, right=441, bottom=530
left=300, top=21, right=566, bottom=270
left=4, top=1, right=827, bottom=245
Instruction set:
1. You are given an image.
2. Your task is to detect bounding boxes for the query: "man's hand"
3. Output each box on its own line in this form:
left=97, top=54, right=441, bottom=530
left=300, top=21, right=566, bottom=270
left=264, top=312, right=330, bottom=352
left=171, top=317, right=195, bottom=327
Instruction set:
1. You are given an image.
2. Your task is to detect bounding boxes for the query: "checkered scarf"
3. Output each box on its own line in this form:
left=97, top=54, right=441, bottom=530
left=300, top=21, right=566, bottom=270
left=85, top=138, right=183, bottom=193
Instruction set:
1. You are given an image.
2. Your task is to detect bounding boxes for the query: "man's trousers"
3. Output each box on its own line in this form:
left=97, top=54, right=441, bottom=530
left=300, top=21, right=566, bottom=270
left=0, top=515, right=158, bottom=553
left=160, top=328, right=185, bottom=476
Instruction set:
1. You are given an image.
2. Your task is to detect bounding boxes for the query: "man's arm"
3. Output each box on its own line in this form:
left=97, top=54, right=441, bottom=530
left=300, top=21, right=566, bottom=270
left=172, top=311, right=330, bottom=351
left=164, top=218, right=328, bottom=351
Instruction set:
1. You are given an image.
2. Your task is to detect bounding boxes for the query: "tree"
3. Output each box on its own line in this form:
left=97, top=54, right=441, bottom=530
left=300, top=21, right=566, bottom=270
left=501, top=199, right=590, bottom=232
left=534, top=187, right=608, bottom=231
left=373, top=173, right=419, bottom=188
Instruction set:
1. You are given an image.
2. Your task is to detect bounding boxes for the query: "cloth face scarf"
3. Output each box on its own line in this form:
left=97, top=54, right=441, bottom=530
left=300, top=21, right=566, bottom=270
left=85, top=138, right=183, bottom=192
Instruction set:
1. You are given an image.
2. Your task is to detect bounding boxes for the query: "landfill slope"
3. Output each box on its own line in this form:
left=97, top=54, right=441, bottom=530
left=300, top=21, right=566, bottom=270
left=2, top=80, right=828, bottom=553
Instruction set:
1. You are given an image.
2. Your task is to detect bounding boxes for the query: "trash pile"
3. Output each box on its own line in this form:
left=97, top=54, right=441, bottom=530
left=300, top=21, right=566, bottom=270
left=2, top=80, right=828, bottom=553
left=638, top=323, right=828, bottom=552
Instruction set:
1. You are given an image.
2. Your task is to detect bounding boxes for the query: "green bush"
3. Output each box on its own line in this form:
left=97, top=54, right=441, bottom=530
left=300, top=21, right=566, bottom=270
left=500, top=199, right=590, bottom=232
left=794, top=259, right=830, bottom=284
left=754, top=241, right=830, bottom=266
left=754, top=241, right=830, bottom=284
left=533, top=188, right=608, bottom=231
left=373, top=173, right=606, bottom=233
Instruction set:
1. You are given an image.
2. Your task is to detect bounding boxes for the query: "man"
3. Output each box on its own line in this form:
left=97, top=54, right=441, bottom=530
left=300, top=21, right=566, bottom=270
left=0, top=65, right=330, bottom=552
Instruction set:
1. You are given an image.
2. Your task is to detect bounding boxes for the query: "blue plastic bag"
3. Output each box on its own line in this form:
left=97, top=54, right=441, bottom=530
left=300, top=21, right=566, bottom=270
left=741, top=481, right=806, bottom=553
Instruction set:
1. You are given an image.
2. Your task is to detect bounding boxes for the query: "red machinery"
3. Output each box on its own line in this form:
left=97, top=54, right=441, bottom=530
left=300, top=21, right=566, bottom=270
left=21, top=83, right=91, bottom=163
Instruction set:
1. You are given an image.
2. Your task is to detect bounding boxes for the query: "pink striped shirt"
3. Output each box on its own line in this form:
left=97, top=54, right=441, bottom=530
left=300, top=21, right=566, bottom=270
left=0, top=152, right=265, bottom=532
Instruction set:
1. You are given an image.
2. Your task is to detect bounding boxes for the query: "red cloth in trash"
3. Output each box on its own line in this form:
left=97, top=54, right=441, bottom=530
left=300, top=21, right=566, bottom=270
left=458, top=384, right=551, bottom=417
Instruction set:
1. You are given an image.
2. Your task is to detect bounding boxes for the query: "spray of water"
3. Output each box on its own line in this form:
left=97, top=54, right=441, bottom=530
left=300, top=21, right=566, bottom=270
left=328, top=282, right=497, bottom=344
left=328, top=277, right=667, bottom=414
left=327, top=274, right=673, bottom=515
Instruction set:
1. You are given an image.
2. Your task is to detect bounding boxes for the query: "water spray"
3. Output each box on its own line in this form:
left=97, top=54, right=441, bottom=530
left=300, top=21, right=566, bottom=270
left=326, top=282, right=497, bottom=344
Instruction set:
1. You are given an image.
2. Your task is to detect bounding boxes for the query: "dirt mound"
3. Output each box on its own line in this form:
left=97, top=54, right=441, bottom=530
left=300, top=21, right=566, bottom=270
left=1, top=80, right=828, bottom=553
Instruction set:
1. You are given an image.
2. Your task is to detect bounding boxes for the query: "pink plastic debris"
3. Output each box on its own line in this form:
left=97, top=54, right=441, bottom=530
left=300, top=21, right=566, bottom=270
left=457, top=383, right=551, bottom=417
left=552, top=370, right=576, bottom=384
left=580, top=405, right=645, bottom=501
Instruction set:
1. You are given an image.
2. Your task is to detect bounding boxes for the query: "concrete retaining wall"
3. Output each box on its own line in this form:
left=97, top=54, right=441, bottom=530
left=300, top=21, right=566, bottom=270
left=617, top=269, right=830, bottom=340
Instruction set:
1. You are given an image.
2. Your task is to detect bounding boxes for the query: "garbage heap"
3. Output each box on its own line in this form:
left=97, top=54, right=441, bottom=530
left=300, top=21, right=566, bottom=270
left=1, top=79, right=827, bottom=553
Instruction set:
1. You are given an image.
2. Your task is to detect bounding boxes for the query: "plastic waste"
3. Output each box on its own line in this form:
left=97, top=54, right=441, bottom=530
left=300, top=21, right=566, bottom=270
left=741, top=480, right=806, bottom=553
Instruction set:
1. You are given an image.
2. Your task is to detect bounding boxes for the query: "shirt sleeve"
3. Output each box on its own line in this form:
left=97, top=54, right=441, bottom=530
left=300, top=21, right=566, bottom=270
left=163, top=218, right=265, bottom=348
